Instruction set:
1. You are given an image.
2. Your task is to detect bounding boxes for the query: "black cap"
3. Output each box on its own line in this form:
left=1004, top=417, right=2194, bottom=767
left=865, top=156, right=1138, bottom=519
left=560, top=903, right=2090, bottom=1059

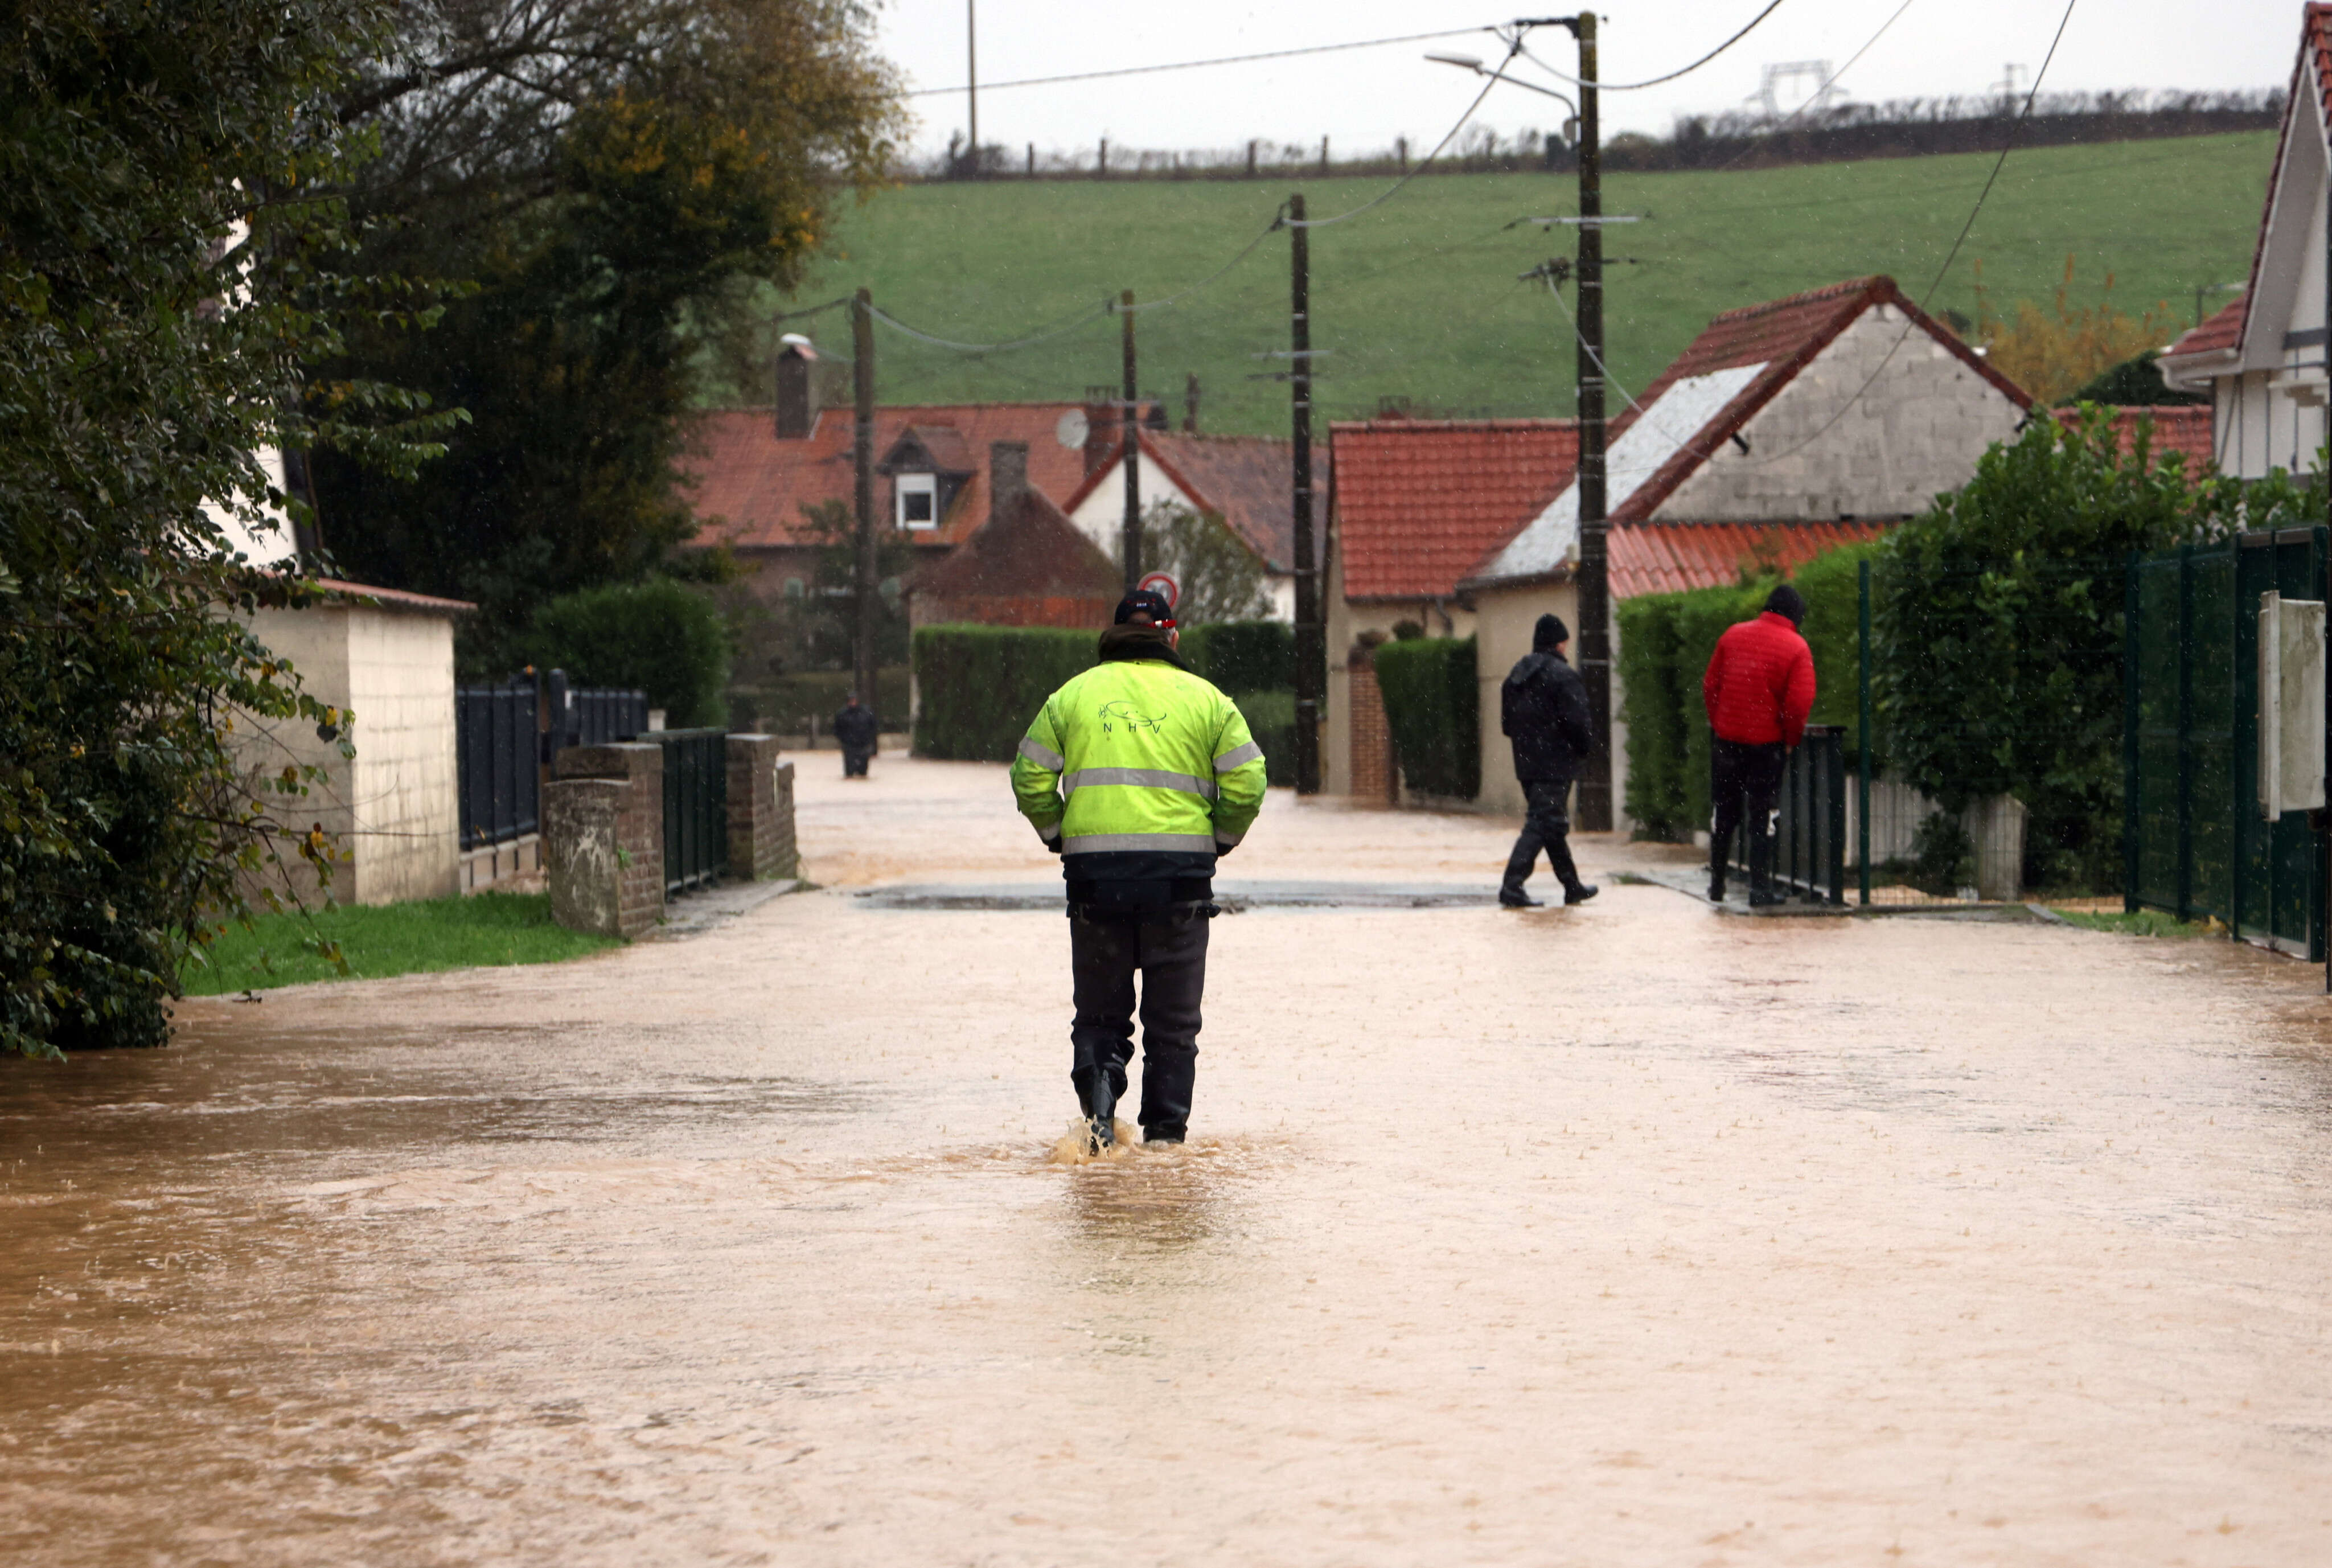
left=1764, top=584, right=1807, bottom=625
left=1115, top=589, right=1176, bottom=628
left=1534, top=613, right=1570, bottom=651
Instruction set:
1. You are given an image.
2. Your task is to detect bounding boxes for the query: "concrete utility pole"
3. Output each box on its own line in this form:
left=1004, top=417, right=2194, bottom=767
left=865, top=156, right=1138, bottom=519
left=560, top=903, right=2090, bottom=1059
left=852, top=288, right=878, bottom=717
left=964, top=0, right=978, bottom=178
left=1290, top=192, right=1323, bottom=795
left=1559, top=11, right=1613, bottom=833
left=1120, top=289, right=1142, bottom=592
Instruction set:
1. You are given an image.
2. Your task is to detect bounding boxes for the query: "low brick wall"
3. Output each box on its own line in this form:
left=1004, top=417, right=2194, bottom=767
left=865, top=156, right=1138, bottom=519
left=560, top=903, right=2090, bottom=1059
left=724, top=737, right=798, bottom=881
left=544, top=779, right=629, bottom=937
left=1346, top=646, right=1397, bottom=808
left=549, top=743, right=664, bottom=937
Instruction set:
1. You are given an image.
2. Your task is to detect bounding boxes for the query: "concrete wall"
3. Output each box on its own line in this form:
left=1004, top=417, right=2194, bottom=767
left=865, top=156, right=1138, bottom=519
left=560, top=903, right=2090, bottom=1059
left=241, top=602, right=460, bottom=906
left=1658, top=306, right=2027, bottom=523
left=1469, top=580, right=1580, bottom=819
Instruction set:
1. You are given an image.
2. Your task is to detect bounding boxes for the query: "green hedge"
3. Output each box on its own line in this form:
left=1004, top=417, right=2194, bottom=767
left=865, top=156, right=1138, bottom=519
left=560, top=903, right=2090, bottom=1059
left=525, top=578, right=733, bottom=728
left=1617, top=546, right=1874, bottom=840
left=912, top=625, right=1096, bottom=761
left=1374, top=636, right=1479, bottom=800
left=1180, top=620, right=1293, bottom=696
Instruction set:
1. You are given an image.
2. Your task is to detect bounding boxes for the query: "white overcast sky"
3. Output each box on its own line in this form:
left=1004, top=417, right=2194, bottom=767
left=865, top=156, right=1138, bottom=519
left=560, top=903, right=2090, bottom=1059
left=875, top=0, right=2303, bottom=160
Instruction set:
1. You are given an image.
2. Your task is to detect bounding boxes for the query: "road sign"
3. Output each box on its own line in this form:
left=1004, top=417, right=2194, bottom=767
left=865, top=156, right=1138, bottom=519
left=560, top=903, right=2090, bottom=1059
left=1138, top=571, right=1180, bottom=609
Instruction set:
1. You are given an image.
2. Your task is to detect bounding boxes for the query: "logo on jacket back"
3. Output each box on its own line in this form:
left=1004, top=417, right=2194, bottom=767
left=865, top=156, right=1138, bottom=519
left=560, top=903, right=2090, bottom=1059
left=1099, top=700, right=1166, bottom=735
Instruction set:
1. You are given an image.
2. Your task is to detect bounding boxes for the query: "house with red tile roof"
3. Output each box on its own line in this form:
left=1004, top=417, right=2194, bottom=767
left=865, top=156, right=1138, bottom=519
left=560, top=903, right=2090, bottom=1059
left=907, top=442, right=1118, bottom=632
left=1059, top=429, right=1321, bottom=622
left=678, top=338, right=1162, bottom=610
left=2155, top=6, right=2332, bottom=477
left=1323, top=275, right=2031, bottom=818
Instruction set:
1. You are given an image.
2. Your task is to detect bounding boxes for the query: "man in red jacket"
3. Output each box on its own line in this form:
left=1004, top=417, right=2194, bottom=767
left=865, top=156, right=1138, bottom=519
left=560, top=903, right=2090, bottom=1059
left=1703, top=584, right=1816, bottom=906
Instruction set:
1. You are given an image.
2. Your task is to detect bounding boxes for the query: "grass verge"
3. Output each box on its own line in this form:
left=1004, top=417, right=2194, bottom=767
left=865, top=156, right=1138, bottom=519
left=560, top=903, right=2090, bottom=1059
left=182, top=892, right=619, bottom=996
left=2049, top=906, right=2215, bottom=938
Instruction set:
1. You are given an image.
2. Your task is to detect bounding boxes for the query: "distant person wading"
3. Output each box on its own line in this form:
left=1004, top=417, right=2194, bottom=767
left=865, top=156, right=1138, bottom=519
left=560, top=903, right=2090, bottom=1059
left=1498, top=613, right=1598, bottom=909
left=1703, top=584, right=1817, bottom=906
left=1009, top=591, right=1268, bottom=1154
left=833, top=695, right=878, bottom=779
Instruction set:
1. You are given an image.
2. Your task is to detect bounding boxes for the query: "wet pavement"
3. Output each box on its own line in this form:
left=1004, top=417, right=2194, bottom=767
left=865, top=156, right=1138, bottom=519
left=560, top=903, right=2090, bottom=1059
left=6, top=753, right=2332, bottom=1565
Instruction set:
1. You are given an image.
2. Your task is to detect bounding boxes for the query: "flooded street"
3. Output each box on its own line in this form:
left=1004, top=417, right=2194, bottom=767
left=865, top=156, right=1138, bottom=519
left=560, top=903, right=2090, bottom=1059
left=7, top=756, right=2332, bottom=1565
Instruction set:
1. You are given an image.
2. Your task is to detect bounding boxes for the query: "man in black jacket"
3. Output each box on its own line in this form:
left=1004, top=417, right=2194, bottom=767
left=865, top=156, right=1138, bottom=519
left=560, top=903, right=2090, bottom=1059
left=1498, top=613, right=1598, bottom=908
left=832, top=695, right=879, bottom=779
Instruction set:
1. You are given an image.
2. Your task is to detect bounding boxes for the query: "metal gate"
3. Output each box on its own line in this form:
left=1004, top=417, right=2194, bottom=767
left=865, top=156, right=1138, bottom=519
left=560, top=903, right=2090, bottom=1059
left=2125, top=528, right=2326, bottom=957
left=643, top=728, right=728, bottom=894
left=1725, top=725, right=1847, bottom=904
left=456, top=679, right=541, bottom=849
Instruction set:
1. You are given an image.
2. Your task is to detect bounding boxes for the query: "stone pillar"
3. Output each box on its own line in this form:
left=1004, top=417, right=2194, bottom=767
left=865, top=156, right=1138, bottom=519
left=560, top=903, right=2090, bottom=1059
left=552, top=743, right=664, bottom=937
left=725, top=736, right=799, bottom=880
left=1346, top=642, right=1397, bottom=808
left=544, top=779, right=627, bottom=937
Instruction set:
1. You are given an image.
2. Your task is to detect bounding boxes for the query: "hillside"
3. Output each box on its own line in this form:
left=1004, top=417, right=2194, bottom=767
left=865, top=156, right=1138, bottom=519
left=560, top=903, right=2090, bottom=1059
left=722, top=132, right=2275, bottom=437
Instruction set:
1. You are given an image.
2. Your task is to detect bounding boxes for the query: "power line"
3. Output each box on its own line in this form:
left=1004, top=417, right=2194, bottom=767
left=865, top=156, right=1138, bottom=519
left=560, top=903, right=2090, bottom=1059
left=1291, top=34, right=1522, bottom=230
left=902, top=25, right=1499, bottom=97
left=1131, top=217, right=1287, bottom=311
left=867, top=298, right=1114, bottom=354
left=1521, top=0, right=1790, bottom=91
left=1697, top=0, right=1919, bottom=171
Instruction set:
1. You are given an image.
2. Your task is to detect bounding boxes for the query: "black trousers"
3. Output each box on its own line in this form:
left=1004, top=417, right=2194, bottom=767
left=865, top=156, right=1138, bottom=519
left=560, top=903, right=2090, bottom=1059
left=1710, top=738, right=1786, bottom=892
left=841, top=745, right=872, bottom=777
left=1501, top=777, right=1584, bottom=898
left=1068, top=904, right=1209, bottom=1140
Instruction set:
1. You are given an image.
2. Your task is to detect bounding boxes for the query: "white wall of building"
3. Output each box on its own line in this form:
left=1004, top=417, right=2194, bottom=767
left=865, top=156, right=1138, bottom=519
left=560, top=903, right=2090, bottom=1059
left=1067, top=449, right=1294, bottom=621
left=2211, top=104, right=2329, bottom=481
left=240, top=602, right=460, bottom=905
left=1660, top=307, right=2027, bottom=521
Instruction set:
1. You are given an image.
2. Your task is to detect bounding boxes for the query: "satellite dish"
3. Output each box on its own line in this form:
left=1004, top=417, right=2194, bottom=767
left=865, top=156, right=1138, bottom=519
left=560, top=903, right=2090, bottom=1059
left=1055, top=409, right=1090, bottom=449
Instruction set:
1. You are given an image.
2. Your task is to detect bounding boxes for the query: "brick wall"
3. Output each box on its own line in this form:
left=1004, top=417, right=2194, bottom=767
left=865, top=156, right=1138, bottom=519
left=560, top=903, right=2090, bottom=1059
left=724, top=737, right=798, bottom=880
left=554, top=743, right=665, bottom=936
left=1346, top=645, right=1397, bottom=807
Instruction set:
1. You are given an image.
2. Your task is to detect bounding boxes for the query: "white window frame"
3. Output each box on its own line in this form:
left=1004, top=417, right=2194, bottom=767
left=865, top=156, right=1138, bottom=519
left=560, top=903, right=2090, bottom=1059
left=895, top=471, right=938, bottom=530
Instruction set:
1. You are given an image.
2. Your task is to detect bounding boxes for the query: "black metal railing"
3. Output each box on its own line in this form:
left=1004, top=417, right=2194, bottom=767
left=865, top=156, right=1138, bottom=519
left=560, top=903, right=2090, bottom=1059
left=1727, top=724, right=1847, bottom=905
left=641, top=728, right=728, bottom=894
left=457, top=671, right=650, bottom=851
left=456, top=679, right=541, bottom=850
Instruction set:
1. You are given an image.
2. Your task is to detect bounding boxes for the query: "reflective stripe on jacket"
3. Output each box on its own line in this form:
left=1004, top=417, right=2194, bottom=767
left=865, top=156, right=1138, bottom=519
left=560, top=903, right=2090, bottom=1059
left=1009, top=656, right=1267, bottom=853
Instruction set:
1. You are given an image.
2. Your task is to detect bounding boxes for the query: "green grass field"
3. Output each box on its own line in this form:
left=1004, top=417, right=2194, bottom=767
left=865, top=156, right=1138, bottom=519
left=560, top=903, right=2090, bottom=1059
left=182, top=892, right=618, bottom=996
left=731, top=133, right=2275, bottom=436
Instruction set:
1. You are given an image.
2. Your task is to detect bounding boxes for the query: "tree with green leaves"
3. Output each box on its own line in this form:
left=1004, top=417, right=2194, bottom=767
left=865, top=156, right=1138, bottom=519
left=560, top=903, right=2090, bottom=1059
left=1, top=1, right=457, bottom=1057
left=311, top=0, right=905, bottom=674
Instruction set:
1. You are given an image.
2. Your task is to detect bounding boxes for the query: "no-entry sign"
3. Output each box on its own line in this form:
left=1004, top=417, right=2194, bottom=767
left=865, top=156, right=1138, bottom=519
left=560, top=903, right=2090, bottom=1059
left=1137, top=572, right=1180, bottom=609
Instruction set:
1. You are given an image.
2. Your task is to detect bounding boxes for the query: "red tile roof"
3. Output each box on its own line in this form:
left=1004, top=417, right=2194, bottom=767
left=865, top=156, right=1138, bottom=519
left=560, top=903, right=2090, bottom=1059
left=1061, top=430, right=1324, bottom=572
left=2163, top=294, right=2247, bottom=361
left=1608, top=521, right=1890, bottom=600
left=2051, top=405, right=2216, bottom=471
left=1608, top=275, right=2031, bottom=524
left=908, top=483, right=1117, bottom=625
left=313, top=577, right=477, bottom=614
left=1328, top=419, right=1579, bottom=601
left=680, top=404, right=1098, bottom=551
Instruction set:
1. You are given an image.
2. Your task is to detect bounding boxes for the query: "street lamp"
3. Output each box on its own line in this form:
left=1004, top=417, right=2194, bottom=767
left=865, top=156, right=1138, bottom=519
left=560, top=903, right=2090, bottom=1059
left=1425, top=51, right=1579, bottom=140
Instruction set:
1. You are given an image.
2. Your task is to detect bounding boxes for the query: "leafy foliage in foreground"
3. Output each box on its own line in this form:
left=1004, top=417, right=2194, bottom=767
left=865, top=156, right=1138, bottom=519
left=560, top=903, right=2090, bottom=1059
left=0, top=1, right=453, bottom=1056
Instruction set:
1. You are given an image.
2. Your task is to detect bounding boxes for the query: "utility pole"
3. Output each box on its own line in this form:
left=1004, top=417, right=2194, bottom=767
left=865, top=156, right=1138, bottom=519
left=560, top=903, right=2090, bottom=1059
left=1120, top=289, right=1142, bottom=592
left=1290, top=192, right=1322, bottom=795
left=1560, top=11, right=1613, bottom=832
left=852, top=287, right=878, bottom=717
left=964, top=0, right=978, bottom=178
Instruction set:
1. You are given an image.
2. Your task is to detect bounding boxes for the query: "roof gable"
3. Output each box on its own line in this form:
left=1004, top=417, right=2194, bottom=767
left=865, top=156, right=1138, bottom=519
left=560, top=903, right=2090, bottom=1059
left=1062, top=430, right=1321, bottom=572
left=909, top=485, right=1116, bottom=601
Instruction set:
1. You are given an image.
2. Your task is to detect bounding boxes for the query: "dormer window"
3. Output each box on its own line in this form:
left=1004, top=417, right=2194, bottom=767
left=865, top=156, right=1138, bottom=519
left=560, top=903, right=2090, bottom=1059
left=896, top=472, right=938, bottom=530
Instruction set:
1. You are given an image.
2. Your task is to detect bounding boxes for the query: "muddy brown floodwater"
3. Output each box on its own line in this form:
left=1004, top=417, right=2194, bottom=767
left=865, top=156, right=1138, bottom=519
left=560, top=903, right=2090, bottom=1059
left=7, top=755, right=2332, bottom=1565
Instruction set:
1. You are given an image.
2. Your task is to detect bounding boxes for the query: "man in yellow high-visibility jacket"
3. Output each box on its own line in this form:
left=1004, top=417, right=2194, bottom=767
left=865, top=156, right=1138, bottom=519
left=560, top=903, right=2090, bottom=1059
left=1011, top=590, right=1268, bottom=1152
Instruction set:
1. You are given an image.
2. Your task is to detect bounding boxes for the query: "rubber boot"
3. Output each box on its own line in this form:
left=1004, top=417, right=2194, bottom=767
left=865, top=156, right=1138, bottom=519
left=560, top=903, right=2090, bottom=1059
left=1076, top=1069, right=1117, bottom=1154
left=1498, top=835, right=1542, bottom=907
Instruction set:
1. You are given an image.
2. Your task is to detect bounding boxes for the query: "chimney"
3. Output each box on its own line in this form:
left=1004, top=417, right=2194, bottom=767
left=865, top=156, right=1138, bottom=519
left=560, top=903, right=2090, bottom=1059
left=774, top=334, right=820, bottom=438
left=1082, top=385, right=1118, bottom=477
left=988, top=440, right=1029, bottom=524
left=1183, top=372, right=1200, bottom=433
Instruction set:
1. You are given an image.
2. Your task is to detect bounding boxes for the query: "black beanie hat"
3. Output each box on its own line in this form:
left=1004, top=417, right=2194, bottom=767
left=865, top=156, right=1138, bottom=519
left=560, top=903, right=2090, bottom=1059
left=1764, top=584, right=1807, bottom=626
left=1534, top=612, right=1570, bottom=651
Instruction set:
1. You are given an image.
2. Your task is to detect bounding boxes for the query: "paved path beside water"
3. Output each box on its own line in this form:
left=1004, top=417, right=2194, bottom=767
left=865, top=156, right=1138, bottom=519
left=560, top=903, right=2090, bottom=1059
left=5, top=756, right=2330, bottom=1566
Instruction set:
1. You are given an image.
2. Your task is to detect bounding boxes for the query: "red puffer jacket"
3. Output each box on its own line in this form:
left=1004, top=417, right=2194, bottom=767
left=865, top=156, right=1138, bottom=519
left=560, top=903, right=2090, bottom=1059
left=1703, top=611, right=1817, bottom=748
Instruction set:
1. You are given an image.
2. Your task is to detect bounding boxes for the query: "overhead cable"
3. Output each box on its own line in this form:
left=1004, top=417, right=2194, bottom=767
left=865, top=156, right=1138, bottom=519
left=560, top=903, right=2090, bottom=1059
left=903, top=25, right=1498, bottom=97
left=1699, top=0, right=1919, bottom=174
left=1130, top=217, right=1288, bottom=311
left=1289, top=36, right=1521, bottom=230
left=867, top=298, right=1114, bottom=354
left=1726, top=0, right=2079, bottom=467
left=1522, top=0, right=1789, bottom=91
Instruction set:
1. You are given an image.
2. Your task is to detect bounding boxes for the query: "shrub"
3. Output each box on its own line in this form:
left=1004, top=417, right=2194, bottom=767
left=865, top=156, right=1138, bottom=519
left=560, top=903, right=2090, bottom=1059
left=1909, top=811, right=1976, bottom=896
left=1374, top=637, right=1479, bottom=800
left=1180, top=620, right=1293, bottom=696
left=913, top=625, right=1095, bottom=761
left=1236, top=689, right=1299, bottom=787
left=1617, top=596, right=1689, bottom=838
left=525, top=579, right=732, bottom=728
